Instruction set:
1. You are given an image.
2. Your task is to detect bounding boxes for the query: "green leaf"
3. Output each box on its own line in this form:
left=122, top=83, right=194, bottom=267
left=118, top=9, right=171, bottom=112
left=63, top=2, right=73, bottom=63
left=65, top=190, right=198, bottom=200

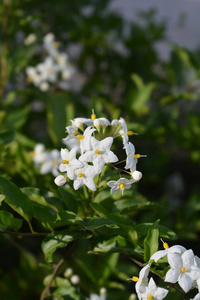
left=90, top=202, right=109, bottom=218
left=4, top=106, right=30, bottom=130
left=42, top=229, right=92, bottom=263
left=59, top=186, right=78, bottom=213
left=0, top=210, right=22, bottom=231
left=52, top=211, right=84, bottom=228
left=84, top=216, right=116, bottom=230
left=0, top=176, right=33, bottom=222
left=135, top=223, right=176, bottom=240
left=144, top=219, right=160, bottom=262
left=112, top=198, right=153, bottom=213
left=0, top=194, right=5, bottom=205
left=89, top=236, right=140, bottom=256
left=0, top=130, right=15, bottom=145
left=53, top=286, right=86, bottom=300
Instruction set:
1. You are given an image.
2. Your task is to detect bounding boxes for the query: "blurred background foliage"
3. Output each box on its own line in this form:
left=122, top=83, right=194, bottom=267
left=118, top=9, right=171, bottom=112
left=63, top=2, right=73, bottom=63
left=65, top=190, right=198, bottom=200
left=1, top=0, right=200, bottom=299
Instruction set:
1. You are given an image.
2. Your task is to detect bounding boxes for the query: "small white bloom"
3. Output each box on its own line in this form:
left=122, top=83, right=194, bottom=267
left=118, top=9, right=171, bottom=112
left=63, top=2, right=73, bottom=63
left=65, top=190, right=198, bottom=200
left=135, top=263, right=151, bottom=299
left=54, top=175, right=66, bottom=186
left=59, top=148, right=83, bottom=180
left=140, top=277, right=168, bottom=300
left=79, top=136, right=118, bottom=174
left=31, top=143, right=47, bottom=166
left=64, top=267, right=73, bottom=278
left=24, top=33, right=36, bottom=45
left=150, top=244, right=186, bottom=263
left=107, top=177, right=136, bottom=194
left=40, top=149, right=61, bottom=176
left=70, top=274, right=80, bottom=285
left=73, top=164, right=97, bottom=191
left=131, top=170, right=142, bottom=181
left=165, top=249, right=200, bottom=293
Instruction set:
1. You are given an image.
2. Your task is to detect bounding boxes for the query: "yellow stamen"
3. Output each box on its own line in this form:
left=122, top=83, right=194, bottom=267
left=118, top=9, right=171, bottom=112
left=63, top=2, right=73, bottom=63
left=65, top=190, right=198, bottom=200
left=127, top=131, right=134, bottom=136
left=163, top=242, right=169, bottom=249
left=147, top=294, right=154, bottom=300
left=62, top=160, right=69, bottom=164
left=91, top=114, right=96, bottom=120
left=27, top=76, right=33, bottom=83
left=53, top=160, right=58, bottom=166
left=131, top=276, right=139, bottom=282
left=30, top=151, right=35, bottom=157
left=78, top=172, right=84, bottom=177
left=181, top=267, right=186, bottom=273
left=77, top=135, right=84, bottom=140
left=134, top=154, right=141, bottom=159
left=53, top=42, right=60, bottom=49
left=119, top=183, right=125, bottom=190
left=95, top=150, right=101, bottom=155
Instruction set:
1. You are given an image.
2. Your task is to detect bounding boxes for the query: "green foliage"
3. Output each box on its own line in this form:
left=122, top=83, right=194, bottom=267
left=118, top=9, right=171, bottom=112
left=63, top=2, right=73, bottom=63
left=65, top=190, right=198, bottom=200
left=1, top=0, right=200, bottom=299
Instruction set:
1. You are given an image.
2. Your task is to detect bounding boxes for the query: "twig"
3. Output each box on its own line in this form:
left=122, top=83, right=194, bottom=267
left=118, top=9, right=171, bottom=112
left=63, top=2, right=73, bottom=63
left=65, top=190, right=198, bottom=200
left=0, top=230, right=50, bottom=238
left=40, top=257, right=65, bottom=300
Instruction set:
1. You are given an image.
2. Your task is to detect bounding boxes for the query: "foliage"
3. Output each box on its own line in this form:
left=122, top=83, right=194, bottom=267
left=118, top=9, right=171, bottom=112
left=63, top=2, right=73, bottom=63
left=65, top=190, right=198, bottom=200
left=1, top=0, right=200, bottom=299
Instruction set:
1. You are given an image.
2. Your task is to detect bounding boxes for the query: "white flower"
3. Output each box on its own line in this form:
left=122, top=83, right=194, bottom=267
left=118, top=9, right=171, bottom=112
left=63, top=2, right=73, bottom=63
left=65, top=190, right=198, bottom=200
left=140, top=277, right=168, bottom=300
left=73, top=164, right=97, bottom=191
left=24, top=33, right=36, bottom=45
left=88, top=294, right=106, bottom=300
left=37, top=56, right=59, bottom=83
left=40, top=149, right=61, bottom=176
left=93, top=117, right=110, bottom=132
left=54, top=175, right=66, bottom=186
left=165, top=249, right=200, bottom=293
left=59, top=148, right=83, bottom=180
left=78, top=127, right=96, bottom=154
left=150, top=244, right=186, bottom=263
left=119, top=117, right=135, bottom=144
left=131, top=170, right=142, bottom=181
left=31, top=143, right=47, bottom=166
left=70, top=274, right=80, bottom=285
left=79, top=136, right=118, bottom=174
left=124, top=142, right=137, bottom=171
left=26, top=66, right=41, bottom=86
left=107, top=177, right=136, bottom=194
left=134, top=263, right=151, bottom=300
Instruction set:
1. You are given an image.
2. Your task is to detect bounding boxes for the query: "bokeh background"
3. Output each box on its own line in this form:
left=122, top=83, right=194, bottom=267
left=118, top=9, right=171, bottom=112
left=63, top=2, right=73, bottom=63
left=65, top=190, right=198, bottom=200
left=1, top=0, right=200, bottom=299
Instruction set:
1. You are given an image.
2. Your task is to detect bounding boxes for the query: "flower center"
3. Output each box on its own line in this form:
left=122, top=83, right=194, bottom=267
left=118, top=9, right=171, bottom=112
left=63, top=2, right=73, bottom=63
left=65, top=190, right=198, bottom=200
left=30, top=151, right=35, bottom=157
left=147, top=294, right=154, bottom=300
left=53, top=42, right=60, bottom=49
left=91, top=114, right=96, bottom=120
left=181, top=267, right=186, bottom=273
left=47, top=67, right=53, bottom=74
left=27, top=76, right=34, bottom=83
left=134, top=154, right=141, bottom=159
left=62, top=160, right=69, bottom=164
left=119, top=183, right=125, bottom=190
left=127, top=130, right=134, bottom=136
left=77, top=135, right=84, bottom=140
left=131, top=276, right=139, bottom=282
left=95, top=150, right=102, bottom=155
left=53, top=160, right=58, bottom=166
left=78, top=172, right=84, bottom=177
left=163, top=242, right=169, bottom=249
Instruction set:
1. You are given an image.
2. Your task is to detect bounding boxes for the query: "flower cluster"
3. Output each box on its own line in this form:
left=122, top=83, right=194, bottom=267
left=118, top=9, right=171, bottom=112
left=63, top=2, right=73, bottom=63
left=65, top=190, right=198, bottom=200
left=132, top=242, right=200, bottom=300
left=30, top=143, right=61, bottom=176
left=54, top=112, right=143, bottom=193
left=26, top=33, right=75, bottom=91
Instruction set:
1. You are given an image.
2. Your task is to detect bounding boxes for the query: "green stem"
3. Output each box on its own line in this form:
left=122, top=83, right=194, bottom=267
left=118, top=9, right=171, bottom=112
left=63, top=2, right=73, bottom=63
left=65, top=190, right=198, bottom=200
left=27, top=220, right=35, bottom=233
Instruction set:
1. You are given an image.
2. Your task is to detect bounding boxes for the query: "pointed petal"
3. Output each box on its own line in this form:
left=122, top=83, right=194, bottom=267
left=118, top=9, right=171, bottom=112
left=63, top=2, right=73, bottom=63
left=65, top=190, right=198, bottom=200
left=182, top=249, right=195, bottom=269
left=165, top=268, right=180, bottom=283
left=150, top=250, right=167, bottom=262
left=178, top=273, right=194, bottom=293
left=168, top=253, right=182, bottom=269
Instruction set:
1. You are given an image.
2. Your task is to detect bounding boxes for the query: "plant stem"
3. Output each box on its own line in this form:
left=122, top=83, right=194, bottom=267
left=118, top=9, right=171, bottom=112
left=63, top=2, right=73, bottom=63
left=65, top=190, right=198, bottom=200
left=40, top=257, right=65, bottom=300
left=0, top=0, right=10, bottom=99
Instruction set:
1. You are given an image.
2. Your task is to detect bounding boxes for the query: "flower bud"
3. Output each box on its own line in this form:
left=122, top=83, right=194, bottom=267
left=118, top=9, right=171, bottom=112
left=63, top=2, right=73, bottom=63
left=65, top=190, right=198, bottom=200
left=54, top=175, right=66, bottom=186
left=70, top=274, right=80, bottom=285
left=131, top=171, right=142, bottom=181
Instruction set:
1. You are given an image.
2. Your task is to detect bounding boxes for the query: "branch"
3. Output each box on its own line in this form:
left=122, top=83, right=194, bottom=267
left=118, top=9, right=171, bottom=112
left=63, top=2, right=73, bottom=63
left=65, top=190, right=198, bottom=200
left=0, top=230, right=50, bottom=238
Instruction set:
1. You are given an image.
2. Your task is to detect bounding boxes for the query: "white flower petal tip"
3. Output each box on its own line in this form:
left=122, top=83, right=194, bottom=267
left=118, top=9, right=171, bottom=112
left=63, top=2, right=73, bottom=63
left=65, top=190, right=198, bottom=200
left=131, top=171, right=142, bottom=181
left=54, top=175, right=66, bottom=186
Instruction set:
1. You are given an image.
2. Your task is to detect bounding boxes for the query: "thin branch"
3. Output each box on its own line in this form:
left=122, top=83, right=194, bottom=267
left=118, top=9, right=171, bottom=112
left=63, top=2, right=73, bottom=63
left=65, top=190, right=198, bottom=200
left=0, top=230, right=50, bottom=238
left=40, top=257, right=65, bottom=300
